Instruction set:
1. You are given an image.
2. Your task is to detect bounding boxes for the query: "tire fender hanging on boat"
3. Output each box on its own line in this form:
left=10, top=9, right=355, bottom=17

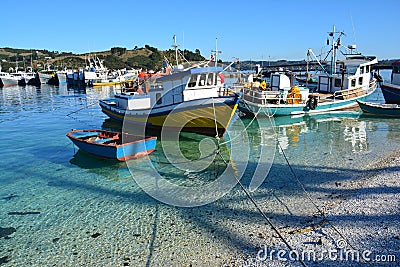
left=307, top=95, right=318, bottom=110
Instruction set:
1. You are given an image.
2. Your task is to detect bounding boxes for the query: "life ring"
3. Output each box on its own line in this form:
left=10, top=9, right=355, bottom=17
left=307, top=96, right=318, bottom=110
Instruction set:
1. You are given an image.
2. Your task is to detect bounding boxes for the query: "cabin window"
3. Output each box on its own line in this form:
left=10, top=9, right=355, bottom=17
left=188, top=75, right=198, bottom=88
left=360, top=66, right=364, bottom=74
left=199, top=74, right=207, bottom=86
left=365, top=65, right=370, bottom=73
left=334, top=78, right=342, bottom=87
left=156, top=93, right=162, bottom=105
left=351, top=79, right=356, bottom=87
left=358, top=77, right=363, bottom=85
left=394, top=66, right=400, bottom=74
left=207, top=73, right=215, bottom=85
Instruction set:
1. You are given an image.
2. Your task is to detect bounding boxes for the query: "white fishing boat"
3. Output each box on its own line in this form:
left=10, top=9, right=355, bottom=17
left=0, top=72, right=20, bottom=87
left=99, top=36, right=241, bottom=137
left=235, top=26, right=379, bottom=116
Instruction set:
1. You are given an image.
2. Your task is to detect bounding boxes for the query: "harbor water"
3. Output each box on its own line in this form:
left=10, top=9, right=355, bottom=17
left=1, top=77, right=399, bottom=266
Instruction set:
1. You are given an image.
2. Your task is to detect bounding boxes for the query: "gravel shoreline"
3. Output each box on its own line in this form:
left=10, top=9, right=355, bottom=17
left=224, top=151, right=400, bottom=267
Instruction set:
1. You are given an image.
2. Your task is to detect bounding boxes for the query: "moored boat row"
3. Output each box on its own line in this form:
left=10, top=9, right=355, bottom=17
left=232, top=26, right=380, bottom=117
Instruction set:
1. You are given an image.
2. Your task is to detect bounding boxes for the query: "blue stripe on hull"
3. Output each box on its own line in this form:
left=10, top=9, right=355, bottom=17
left=240, top=93, right=372, bottom=116
left=117, top=138, right=157, bottom=160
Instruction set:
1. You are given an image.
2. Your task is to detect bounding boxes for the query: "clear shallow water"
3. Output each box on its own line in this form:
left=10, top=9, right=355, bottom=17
left=1, top=83, right=400, bottom=266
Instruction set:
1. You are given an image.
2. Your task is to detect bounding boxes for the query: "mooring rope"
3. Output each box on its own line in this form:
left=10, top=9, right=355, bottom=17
left=263, top=109, right=374, bottom=265
left=216, top=150, right=308, bottom=267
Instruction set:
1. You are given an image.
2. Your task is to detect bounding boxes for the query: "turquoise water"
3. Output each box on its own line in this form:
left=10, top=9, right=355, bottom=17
left=1, top=83, right=400, bottom=266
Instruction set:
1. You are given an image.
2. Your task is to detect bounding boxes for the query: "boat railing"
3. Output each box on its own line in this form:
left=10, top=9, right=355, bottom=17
left=334, top=80, right=376, bottom=100
left=237, top=87, right=283, bottom=105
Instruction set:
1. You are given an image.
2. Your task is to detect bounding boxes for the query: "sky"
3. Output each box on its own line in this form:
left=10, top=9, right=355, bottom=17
left=2, top=0, right=399, bottom=62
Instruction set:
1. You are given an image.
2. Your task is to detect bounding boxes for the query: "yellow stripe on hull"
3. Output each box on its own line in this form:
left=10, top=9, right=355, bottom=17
left=102, top=104, right=238, bottom=130
left=145, top=104, right=237, bottom=129
left=93, top=82, right=122, bottom=87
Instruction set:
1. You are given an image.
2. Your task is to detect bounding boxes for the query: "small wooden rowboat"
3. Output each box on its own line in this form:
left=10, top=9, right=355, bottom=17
left=357, top=100, right=400, bottom=117
left=66, top=129, right=157, bottom=161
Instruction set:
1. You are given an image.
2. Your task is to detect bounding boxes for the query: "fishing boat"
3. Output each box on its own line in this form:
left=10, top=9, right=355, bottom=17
left=236, top=26, right=379, bottom=116
left=380, top=61, right=400, bottom=104
left=0, top=72, right=20, bottom=87
left=66, top=129, right=157, bottom=161
left=357, top=100, right=400, bottom=117
left=99, top=36, right=241, bottom=137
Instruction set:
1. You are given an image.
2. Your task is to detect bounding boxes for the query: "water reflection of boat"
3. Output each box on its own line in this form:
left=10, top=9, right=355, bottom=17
left=246, top=111, right=368, bottom=153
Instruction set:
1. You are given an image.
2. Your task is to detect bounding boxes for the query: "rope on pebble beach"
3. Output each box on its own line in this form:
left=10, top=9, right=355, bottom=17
left=262, top=108, right=374, bottom=266
left=216, top=150, right=308, bottom=267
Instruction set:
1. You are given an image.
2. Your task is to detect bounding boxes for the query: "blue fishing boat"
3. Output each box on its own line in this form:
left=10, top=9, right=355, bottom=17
left=235, top=26, right=379, bottom=116
left=66, top=129, right=157, bottom=161
left=357, top=100, right=400, bottom=117
left=380, top=61, right=400, bottom=104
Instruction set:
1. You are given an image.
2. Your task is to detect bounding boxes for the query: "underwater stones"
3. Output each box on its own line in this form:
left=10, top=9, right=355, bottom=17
left=1, top=194, right=18, bottom=200
left=0, top=227, right=16, bottom=239
left=0, top=256, right=10, bottom=265
left=91, top=233, right=101, bottom=238
left=8, top=211, right=40, bottom=215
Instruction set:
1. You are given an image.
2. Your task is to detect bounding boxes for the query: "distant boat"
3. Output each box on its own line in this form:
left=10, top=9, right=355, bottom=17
left=380, top=61, right=400, bottom=104
left=235, top=26, right=379, bottom=116
left=22, top=71, right=39, bottom=85
left=36, top=70, right=55, bottom=84
left=357, top=100, right=400, bottom=117
left=0, top=72, right=23, bottom=87
left=56, top=71, right=68, bottom=85
left=66, top=129, right=157, bottom=161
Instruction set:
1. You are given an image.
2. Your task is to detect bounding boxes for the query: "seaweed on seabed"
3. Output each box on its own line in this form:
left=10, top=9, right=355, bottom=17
left=0, top=255, right=11, bottom=265
left=0, top=227, right=16, bottom=238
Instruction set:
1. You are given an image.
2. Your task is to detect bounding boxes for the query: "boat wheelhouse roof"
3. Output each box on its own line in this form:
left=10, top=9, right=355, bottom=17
left=156, top=66, right=223, bottom=82
left=337, top=55, right=377, bottom=66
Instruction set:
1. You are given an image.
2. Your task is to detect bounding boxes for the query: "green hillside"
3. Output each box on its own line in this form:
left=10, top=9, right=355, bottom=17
left=0, top=45, right=206, bottom=72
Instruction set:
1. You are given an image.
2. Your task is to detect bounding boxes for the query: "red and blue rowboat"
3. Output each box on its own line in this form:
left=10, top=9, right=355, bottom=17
left=66, top=129, right=157, bottom=161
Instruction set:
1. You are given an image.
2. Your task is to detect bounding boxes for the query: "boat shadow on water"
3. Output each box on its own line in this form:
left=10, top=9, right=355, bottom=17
left=69, top=149, right=133, bottom=181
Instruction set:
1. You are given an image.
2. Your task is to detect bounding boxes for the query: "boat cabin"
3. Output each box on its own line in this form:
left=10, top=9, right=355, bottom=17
left=114, top=67, right=224, bottom=111
left=317, top=56, right=378, bottom=96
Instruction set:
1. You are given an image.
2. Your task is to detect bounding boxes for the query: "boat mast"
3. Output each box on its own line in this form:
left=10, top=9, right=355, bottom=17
left=330, top=25, right=336, bottom=75
left=173, top=35, right=179, bottom=67
left=211, top=38, right=221, bottom=67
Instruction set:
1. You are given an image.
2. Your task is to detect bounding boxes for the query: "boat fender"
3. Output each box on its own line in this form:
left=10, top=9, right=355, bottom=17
left=307, top=95, right=318, bottom=110
left=374, top=72, right=383, bottom=82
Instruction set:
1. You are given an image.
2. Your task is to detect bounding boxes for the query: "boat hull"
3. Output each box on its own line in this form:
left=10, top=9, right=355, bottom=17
left=99, top=94, right=240, bottom=137
left=1, top=77, right=19, bottom=87
left=37, top=72, right=53, bottom=84
left=381, top=83, right=400, bottom=104
left=66, top=130, right=157, bottom=161
left=239, top=87, right=376, bottom=116
left=357, top=100, right=400, bottom=117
